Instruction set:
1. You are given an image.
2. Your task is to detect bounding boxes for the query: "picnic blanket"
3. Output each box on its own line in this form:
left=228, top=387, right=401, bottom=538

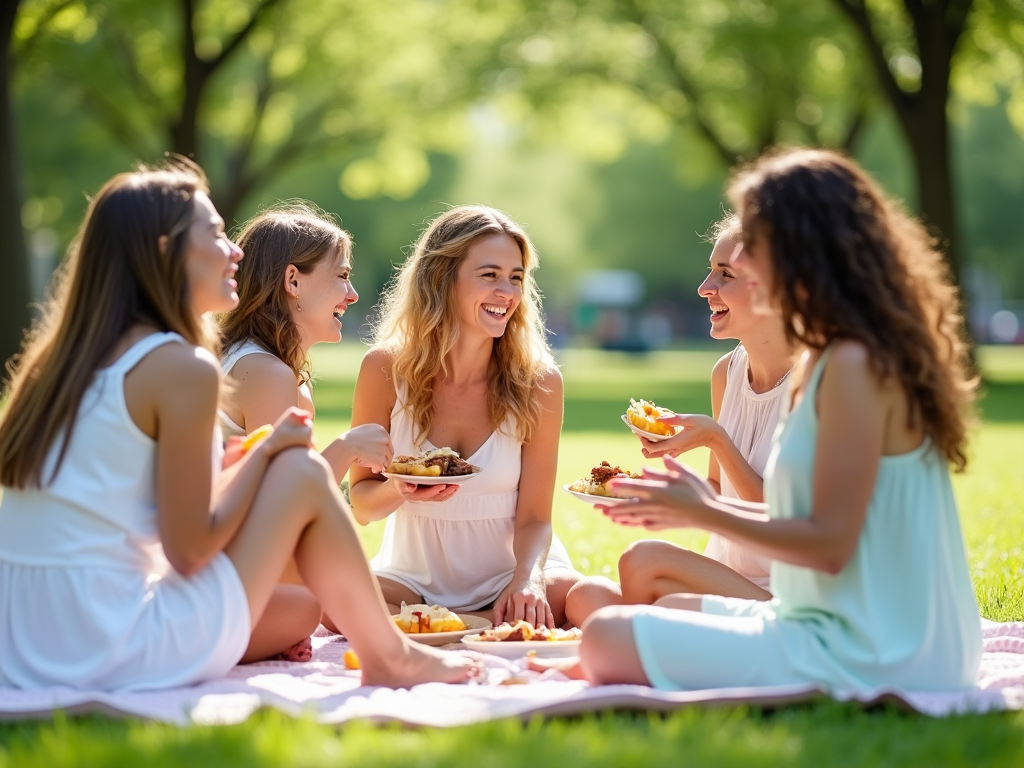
left=1, top=619, right=1022, bottom=726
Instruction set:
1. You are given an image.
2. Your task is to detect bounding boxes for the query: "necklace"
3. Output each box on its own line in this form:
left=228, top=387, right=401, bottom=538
left=748, top=366, right=790, bottom=392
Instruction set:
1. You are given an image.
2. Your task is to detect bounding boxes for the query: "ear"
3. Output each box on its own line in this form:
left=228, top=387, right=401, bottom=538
left=283, top=264, right=300, bottom=297
left=158, top=234, right=169, bottom=255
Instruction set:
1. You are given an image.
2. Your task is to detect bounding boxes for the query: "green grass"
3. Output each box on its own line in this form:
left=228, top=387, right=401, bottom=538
left=3, top=343, right=1024, bottom=766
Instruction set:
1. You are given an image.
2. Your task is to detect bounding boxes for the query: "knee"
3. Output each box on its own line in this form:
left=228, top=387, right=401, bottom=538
left=267, top=447, right=334, bottom=499
left=579, top=607, right=637, bottom=684
left=618, top=540, right=661, bottom=582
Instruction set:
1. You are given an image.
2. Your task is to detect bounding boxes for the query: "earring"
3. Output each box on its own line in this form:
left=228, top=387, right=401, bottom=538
left=295, top=294, right=302, bottom=312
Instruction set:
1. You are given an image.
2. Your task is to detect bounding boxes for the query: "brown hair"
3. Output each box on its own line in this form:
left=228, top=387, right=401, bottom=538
left=728, top=148, right=975, bottom=470
left=704, top=212, right=741, bottom=244
left=220, top=202, right=352, bottom=383
left=371, top=205, right=554, bottom=445
left=0, top=159, right=212, bottom=489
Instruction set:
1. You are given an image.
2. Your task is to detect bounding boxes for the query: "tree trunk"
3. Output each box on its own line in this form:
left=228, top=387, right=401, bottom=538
left=0, top=0, right=32, bottom=375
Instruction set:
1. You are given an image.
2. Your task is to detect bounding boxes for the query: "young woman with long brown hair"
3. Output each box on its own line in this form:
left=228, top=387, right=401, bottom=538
left=0, top=163, right=478, bottom=691
left=576, top=148, right=982, bottom=693
left=349, top=206, right=582, bottom=628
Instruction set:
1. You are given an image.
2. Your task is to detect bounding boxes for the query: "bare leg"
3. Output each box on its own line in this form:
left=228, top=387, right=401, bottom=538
left=240, top=584, right=321, bottom=663
left=544, top=568, right=583, bottom=628
left=619, top=540, right=771, bottom=604
left=225, top=448, right=479, bottom=686
left=653, top=593, right=705, bottom=612
left=578, top=606, right=651, bottom=686
left=565, top=576, right=622, bottom=627
left=376, top=576, right=423, bottom=615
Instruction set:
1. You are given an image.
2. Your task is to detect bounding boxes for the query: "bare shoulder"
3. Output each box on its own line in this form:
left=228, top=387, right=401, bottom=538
left=229, top=351, right=296, bottom=388
left=137, top=342, right=220, bottom=409
left=534, top=362, right=564, bottom=402
left=711, top=350, right=734, bottom=385
left=822, top=341, right=877, bottom=387
left=358, top=347, right=395, bottom=382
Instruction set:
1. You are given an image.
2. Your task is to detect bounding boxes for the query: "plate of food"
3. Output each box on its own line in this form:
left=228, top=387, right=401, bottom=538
left=381, top=447, right=481, bottom=485
left=461, top=621, right=582, bottom=658
left=563, top=461, right=641, bottom=505
left=622, top=398, right=680, bottom=442
left=393, top=603, right=492, bottom=646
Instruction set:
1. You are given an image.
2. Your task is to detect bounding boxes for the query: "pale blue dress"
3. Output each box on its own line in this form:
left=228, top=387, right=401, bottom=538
left=632, top=348, right=982, bottom=692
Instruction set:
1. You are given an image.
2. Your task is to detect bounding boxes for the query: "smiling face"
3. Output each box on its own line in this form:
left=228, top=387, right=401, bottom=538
left=289, top=246, right=358, bottom=349
left=696, top=233, right=763, bottom=340
left=184, top=191, right=243, bottom=316
left=454, top=233, right=524, bottom=340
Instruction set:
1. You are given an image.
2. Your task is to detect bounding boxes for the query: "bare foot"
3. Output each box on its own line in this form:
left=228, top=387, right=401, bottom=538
left=360, top=642, right=483, bottom=687
left=273, top=635, right=313, bottom=662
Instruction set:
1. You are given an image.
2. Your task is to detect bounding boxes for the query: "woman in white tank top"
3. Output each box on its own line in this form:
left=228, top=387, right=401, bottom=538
left=0, top=164, right=479, bottom=691
left=565, top=216, right=794, bottom=625
left=350, top=206, right=582, bottom=628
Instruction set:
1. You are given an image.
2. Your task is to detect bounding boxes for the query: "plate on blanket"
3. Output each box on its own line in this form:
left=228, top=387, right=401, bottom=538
left=381, top=471, right=481, bottom=486
left=562, top=484, right=637, bottom=506
left=404, top=614, right=492, bottom=646
left=461, top=636, right=582, bottom=658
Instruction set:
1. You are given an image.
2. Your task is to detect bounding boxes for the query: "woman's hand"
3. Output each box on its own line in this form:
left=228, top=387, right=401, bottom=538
left=222, top=436, right=245, bottom=470
left=391, top=479, right=460, bottom=503
left=600, top=456, right=717, bottom=531
left=338, top=423, right=394, bottom=474
left=493, top=573, right=555, bottom=629
left=262, top=407, right=315, bottom=456
left=638, top=414, right=724, bottom=459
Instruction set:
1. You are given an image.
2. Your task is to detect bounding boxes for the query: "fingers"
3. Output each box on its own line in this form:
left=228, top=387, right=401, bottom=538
left=657, top=414, right=694, bottom=426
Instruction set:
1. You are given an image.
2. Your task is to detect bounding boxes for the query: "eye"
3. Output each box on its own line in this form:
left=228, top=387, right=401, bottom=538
left=511, top=274, right=524, bottom=283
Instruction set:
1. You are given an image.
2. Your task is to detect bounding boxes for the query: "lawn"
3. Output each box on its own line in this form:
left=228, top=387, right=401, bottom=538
left=2, top=343, right=1023, bottom=766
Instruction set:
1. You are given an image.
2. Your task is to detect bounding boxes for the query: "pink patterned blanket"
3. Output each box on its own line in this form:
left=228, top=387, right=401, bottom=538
left=1, top=619, right=1021, bottom=726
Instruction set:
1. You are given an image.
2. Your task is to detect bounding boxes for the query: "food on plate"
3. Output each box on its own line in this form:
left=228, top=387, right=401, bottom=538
left=467, top=620, right=582, bottom=643
left=385, top=447, right=480, bottom=478
left=343, top=650, right=360, bottom=670
left=568, top=461, right=642, bottom=498
left=392, top=602, right=467, bottom=634
left=625, top=398, right=679, bottom=437
left=240, top=424, right=273, bottom=453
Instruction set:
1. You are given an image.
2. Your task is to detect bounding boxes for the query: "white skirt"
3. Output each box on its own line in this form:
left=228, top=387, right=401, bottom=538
left=0, top=553, right=250, bottom=692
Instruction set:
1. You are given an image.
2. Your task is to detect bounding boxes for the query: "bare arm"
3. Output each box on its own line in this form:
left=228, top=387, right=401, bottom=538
left=348, top=350, right=456, bottom=524
left=642, top=351, right=768, bottom=501
left=138, top=344, right=312, bottom=576
left=607, top=343, right=887, bottom=574
left=493, top=368, right=564, bottom=627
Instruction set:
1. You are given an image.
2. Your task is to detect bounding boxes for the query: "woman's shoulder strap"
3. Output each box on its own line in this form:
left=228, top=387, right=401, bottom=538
left=111, top=332, right=185, bottom=375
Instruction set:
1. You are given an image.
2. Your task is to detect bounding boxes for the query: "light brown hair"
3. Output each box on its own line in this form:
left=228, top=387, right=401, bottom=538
left=0, top=160, right=212, bottom=489
left=728, top=148, right=975, bottom=470
left=371, top=205, right=554, bottom=445
left=220, top=202, right=352, bottom=383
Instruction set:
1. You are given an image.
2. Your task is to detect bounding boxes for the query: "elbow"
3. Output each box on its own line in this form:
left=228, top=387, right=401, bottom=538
left=814, top=547, right=855, bottom=576
left=165, top=549, right=211, bottom=578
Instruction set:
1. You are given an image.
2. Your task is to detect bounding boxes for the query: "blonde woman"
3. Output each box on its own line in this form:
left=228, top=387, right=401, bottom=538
left=350, top=206, right=582, bottom=628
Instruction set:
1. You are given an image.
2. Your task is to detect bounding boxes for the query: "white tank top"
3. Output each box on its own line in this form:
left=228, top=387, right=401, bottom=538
left=702, top=343, right=790, bottom=589
left=0, top=333, right=194, bottom=572
left=219, top=339, right=276, bottom=439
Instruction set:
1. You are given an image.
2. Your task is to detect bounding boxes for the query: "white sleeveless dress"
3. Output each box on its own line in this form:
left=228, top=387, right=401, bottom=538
left=0, top=334, right=251, bottom=692
left=370, top=389, right=574, bottom=611
left=701, top=344, right=789, bottom=590
left=219, top=340, right=276, bottom=439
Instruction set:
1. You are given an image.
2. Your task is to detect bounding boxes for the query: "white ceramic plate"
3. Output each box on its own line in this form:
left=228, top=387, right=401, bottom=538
left=621, top=414, right=678, bottom=443
left=400, top=614, right=492, bottom=646
left=381, top=471, right=481, bottom=486
left=461, top=637, right=581, bottom=658
left=562, top=483, right=636, bottom=506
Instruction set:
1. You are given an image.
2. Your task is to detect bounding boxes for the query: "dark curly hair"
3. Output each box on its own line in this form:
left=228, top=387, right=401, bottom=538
left=728, top=148, right=976, bottom=470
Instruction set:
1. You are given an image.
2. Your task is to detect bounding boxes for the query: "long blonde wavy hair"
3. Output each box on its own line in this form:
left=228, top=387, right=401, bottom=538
left=728, top=148, right=976, bottom=470
left=220, top=202, right=352, bottom=384
left=371, top=205, right=554, bottom=446
left=0, top=160, right=213, bottom=489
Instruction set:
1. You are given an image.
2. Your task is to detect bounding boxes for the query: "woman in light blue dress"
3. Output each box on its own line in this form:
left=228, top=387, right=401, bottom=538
left=579, top=148, right=982, bottom=693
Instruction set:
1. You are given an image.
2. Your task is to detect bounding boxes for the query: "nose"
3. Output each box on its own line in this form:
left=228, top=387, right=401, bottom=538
left=347, top=283, right=359, bottom=305
left=697, top=273, right=717, bottom=298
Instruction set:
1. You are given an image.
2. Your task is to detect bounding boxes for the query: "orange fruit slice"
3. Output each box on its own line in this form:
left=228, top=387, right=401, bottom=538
left=241, top=424, right=273, bottom=453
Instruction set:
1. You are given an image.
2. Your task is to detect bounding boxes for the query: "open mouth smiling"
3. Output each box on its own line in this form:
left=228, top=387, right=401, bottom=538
left=482, top=304, right=508, bottom=319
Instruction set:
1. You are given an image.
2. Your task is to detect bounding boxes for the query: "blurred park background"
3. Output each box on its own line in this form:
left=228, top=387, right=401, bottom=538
left=2, top=0, right=1024, bottom=367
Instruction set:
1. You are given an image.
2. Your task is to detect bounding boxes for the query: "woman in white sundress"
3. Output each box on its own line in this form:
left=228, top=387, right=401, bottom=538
left=565, top=214, right=796, bottom=626
left=349, top=206, right=583, bottom=629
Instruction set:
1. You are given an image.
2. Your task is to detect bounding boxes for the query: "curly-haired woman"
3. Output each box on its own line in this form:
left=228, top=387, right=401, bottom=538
left=579, top=149, right=982, bottom=693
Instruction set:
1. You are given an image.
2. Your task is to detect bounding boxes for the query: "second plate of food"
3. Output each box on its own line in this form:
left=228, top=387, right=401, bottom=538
left=381, top=471, right=481, bottom=486
left=620, top=414, right=679, bottom=443
left=403, top=614, right=492, bottom=646
left=461, top=636, right=582, bottom=658
left=562, top=483, right=636, bottom=506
